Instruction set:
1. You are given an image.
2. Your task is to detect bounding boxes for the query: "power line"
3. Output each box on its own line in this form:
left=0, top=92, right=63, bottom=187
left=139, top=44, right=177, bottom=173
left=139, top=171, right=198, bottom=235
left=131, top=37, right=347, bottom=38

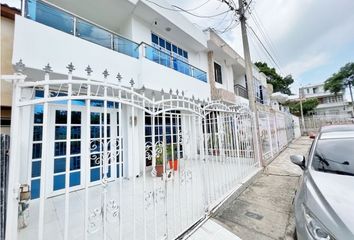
left=247, top=23, right=284, bottom=75
left=251, top=10, right=283, bottom=71
left=250, top=14, right=283, bottom=75
left=171, top=5, right=231, bottom=18
left=245, top=0, right=253, bottom=12
left=145, top=0, right=231, bottom=18
left=184, top=0, right=212, bottom=11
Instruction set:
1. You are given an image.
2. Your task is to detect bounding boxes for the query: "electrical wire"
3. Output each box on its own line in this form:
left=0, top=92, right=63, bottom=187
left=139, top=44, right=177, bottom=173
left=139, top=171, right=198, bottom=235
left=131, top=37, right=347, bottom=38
left=247, top=23, right=284, bottom=75
left=171, top=5, right=231, bottom=18
left=145, top=0, right=231, bottom=18
left=245, top=0, right=253, bottom=13
left=252, top=10, right=282, bottom=70
left=250, top=14, right=283, bottom=75
left=184, top=0, right=212, bottom=12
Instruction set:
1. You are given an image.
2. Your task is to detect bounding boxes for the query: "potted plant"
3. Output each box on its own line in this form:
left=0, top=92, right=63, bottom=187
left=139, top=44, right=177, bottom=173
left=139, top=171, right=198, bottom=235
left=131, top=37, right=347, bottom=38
left=155, top=145, right=164, bottom=177
left=208, top=134, right=220, bottom=156
left=167, top=144, right=178, bottom=171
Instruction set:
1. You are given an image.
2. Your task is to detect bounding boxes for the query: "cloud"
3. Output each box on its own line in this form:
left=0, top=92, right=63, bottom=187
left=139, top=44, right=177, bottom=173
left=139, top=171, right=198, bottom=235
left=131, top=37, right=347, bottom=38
left=283, top=52, right=329, bottom=78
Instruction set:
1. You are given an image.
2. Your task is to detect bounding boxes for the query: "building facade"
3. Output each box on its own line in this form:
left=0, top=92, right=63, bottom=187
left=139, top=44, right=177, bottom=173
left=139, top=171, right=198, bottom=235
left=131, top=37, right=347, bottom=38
left=299, top=83, right=351, bottom=116
left=0, top=4, right=20, bottom=135
left=206, top=29, right=269, bottom=106
left=2, top=1, right=297, bottom=239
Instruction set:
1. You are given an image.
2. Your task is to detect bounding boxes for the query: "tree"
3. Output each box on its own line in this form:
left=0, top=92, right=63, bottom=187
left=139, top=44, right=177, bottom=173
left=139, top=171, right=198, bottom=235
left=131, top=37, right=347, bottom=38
left=324, top=63, right=354, bottom=110
left=254, top=62, right=294, bottom=95
left=285, top=98, right=319, bottom=116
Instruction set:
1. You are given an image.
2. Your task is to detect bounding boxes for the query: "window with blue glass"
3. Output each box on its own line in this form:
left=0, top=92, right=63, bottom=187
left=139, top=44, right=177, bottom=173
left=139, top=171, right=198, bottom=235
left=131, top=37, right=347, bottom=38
left=90, top=111, right=113, bottom=182
left=31, top=104, right=43, bottom=199
left=116, top=111, right=123, bottom=178
left=144, top=111, right=183, bottom=166
left=53, top=109, right=82, bottom=191
left=151, top=33, right=189, bottom=62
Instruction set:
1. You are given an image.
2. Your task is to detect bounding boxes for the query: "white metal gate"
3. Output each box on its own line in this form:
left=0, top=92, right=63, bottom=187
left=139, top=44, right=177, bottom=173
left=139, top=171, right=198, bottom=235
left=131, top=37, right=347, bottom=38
left=4, top=63, right=260, bottom=240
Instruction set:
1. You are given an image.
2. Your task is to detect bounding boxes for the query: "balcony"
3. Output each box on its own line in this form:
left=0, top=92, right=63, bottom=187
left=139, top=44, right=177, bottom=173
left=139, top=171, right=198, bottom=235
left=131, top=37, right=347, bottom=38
left=144, top=44, right=207, bottom=82
left=25, top=0, right=139, bottom=59
left=234, top=84, right=248, bottom=99
left=23, top=0, right=207, bottom=83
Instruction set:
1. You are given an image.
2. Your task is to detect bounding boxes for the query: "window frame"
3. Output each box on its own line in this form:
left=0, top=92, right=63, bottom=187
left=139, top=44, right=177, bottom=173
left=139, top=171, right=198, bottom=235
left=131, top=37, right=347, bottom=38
left=214, top=62, right=223, bottom=84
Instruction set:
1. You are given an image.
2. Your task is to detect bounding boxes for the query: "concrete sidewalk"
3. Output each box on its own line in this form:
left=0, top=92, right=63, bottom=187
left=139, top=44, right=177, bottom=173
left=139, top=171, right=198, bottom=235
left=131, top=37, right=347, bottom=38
left=188, top=137, right=312, bottom=240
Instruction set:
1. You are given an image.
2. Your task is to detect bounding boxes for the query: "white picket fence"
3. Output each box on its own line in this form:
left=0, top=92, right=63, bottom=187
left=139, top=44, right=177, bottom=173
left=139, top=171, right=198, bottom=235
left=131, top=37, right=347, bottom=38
left=258, top=110, right=297, bottom=163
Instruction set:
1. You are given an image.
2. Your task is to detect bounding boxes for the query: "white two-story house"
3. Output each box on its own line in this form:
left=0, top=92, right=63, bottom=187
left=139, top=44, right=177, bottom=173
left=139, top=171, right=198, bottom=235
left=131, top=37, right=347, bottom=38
left=3, top=1, right=266, bottom=240
left=205, top=29, right=269, bottom=106
left=299, top=83, right=351, bottom=116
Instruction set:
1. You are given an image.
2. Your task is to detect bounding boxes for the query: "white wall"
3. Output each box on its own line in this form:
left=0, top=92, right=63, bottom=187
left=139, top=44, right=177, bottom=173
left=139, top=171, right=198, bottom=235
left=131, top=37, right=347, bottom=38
left=13, top=16, right=210, bottom=100
left=140, top=58, right=210, bottom=100
left=213, top=57, right=234, bottom=93
left=140, top=0, right=208, bottom=48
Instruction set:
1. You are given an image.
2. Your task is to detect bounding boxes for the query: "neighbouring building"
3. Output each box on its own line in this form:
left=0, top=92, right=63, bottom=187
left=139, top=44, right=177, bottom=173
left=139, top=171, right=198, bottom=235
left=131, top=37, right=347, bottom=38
left=206, top=28, right=269, bottom=106
left=299, top=83, right=351, bottom=116
left=0, top=4, right=20, bottom=135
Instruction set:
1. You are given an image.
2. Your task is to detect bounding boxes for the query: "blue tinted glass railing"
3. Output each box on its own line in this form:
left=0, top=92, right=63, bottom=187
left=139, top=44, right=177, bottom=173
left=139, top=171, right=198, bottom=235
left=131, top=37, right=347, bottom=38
left=76, top=19, right=112, bottom=49
left=193, top=68, right=207, bottom=82
left=26, top=0, right=73, bottom=34
left=144, top=44, right=207, bottom=82
left=25, top=0, right=139, bottom=59
left=114, top=36, right=139, bottom=59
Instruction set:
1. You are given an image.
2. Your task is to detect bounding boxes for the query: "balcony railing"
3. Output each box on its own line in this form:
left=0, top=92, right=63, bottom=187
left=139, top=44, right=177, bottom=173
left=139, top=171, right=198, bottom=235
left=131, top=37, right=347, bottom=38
left=25, top=0, right=139, bottom=59
left=144, top=44, right=207, bottom=82
left=23, top=0, right=208, bottom=83
left=234, top=84, right=248, bottom=99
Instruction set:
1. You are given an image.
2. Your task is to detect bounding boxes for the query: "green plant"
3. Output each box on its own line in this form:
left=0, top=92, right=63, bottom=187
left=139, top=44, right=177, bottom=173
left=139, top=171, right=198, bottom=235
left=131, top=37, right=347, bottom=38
left=208, top=134, right=219, bottom=148
left=166, top=144, right=177, bottom=160
left=156, top=145, right=164, bottom=165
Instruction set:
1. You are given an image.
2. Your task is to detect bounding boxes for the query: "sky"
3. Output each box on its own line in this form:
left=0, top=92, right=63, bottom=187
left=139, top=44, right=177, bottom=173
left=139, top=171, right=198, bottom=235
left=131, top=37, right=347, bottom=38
left=167, top=0, right=354, bottom=98
left=2, top=0, right=354, bottom=98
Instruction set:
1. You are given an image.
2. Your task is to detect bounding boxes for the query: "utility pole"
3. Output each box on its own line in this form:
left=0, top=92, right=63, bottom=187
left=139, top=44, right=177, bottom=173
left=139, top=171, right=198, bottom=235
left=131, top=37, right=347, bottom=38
left=236, top=0, right=263, bottom=166
left=238, top=0, right=257, bottom=113
left=347, top=79, right=354, bottom=117
left=299, top=87, right=306, bottom=134
left=220, top=0, right=263, bottom=165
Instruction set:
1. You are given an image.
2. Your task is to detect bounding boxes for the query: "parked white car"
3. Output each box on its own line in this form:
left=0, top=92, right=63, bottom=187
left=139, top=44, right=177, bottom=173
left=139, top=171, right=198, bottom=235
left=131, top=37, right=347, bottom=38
left=290, top=125, right=354, bottom=240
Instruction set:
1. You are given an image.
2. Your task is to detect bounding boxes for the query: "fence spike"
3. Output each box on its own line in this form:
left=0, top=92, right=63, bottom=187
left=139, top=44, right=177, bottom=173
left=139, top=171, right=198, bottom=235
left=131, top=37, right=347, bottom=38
left=141, top=85, right=146, bottom=92
left=161, top=88, right=165, bottom=94
left=14, top=59, right=26, bottom=73
left=169, top=89, right=173, bottom=95
left=116, top=73, right=122, bottom=82
left=176, top=89, right=179, bottom=96
left=66, top=62, right=75, bottom=73
left=129, top=78, right=135, bottom=87
left=43, top=63, right=53, bottom=73
left=103, top=69, right=109, bottom=78
left=85, top=65, right=93, bottom=76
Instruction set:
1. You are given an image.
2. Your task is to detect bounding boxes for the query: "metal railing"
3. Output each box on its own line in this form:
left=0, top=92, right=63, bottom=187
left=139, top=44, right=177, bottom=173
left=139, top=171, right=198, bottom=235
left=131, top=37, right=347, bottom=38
left=144, top=43, right=207, bottom=82
left=24, top=0, right=208, bottom=82
left=0, top=134, right=10, bottom=240
left=234, top=84, right=248, bottom=99
left=4, top=66, right=258, bottom=240
left=25, top=0, right=139, bottom=59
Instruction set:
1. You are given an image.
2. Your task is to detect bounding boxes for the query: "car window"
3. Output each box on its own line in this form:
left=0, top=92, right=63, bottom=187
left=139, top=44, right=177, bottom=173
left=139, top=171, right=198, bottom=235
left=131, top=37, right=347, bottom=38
left=312, top=138, right=354, bottom=176
left=306, top=140, right=315, bottom=167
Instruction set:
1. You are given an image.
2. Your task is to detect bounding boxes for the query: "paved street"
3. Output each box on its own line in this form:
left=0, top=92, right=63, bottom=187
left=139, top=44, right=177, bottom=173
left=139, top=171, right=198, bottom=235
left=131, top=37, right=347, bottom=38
left=189, top=137, right=313, bottom=240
